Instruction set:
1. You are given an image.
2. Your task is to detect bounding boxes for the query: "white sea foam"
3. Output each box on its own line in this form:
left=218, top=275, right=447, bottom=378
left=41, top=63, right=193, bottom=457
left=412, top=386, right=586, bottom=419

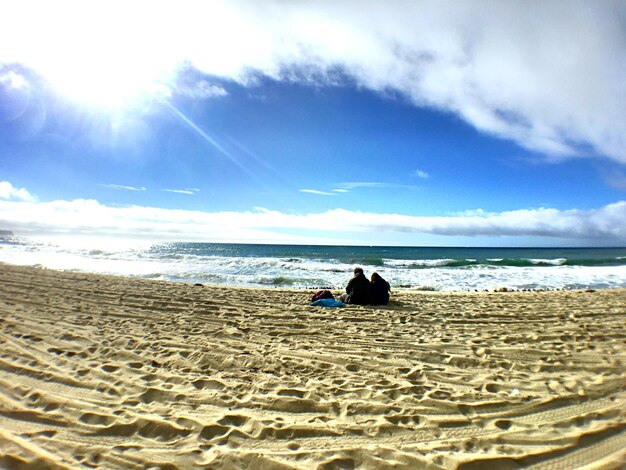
left=386, top=258, right=464, bottom=267
left=529, top=258, right=567, bottom=266
left=1, top=237, right=625, bottom=291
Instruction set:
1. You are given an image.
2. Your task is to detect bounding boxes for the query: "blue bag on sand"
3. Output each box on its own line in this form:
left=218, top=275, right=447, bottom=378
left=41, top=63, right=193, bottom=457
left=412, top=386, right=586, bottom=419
left=310, top=298, right=346, bottom=308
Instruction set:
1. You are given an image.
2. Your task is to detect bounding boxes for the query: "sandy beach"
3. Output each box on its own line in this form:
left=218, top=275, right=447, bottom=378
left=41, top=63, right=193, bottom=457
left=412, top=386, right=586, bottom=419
left=0, top=263, right=625, bottom=469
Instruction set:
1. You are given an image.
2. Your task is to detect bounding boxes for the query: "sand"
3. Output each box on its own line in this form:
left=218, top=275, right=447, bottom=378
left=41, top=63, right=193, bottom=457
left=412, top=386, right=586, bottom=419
left=0, top=263, right=625, bottom=469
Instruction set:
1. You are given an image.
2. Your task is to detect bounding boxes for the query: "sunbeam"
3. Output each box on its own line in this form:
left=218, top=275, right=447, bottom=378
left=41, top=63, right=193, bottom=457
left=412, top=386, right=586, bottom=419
left=163, top=100, right=270, bottom=187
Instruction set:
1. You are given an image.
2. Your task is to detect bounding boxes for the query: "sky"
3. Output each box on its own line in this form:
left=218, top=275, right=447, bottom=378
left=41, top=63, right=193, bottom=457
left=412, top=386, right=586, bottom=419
left=1, top=0, right=626, bottom=247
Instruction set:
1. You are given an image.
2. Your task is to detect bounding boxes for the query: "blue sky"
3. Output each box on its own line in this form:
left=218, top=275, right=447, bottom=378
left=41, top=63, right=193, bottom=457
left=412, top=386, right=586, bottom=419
left=1, top=1, right=626, bottom=246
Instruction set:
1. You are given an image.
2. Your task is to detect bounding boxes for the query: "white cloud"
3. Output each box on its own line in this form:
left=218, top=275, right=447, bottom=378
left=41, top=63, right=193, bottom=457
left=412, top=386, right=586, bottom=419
left=414, top=169, right=430, bottom=179
left=103, top=184, right=146, bottom=191
left=2, top=1, right=625, bottom=162
left=301, top=183, right=416, bottom=195
left=0, top=181, right=36, bottom=202
left=300, top=189, right=337, bottom=196
left=0, top=69, right=28, bottom=89
left=0, top=197, right=625, bottom=244
left=163, top=188, right=200, bottom=195
left=339, top=182, right=417, bottom=191
left=340, top=182, right=389, bottom=189
left=174, top=80, right=228, bottom=99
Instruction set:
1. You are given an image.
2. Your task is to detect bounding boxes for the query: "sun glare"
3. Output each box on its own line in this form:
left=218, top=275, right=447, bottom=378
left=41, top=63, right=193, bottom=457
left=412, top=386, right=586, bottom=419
left=5, top=1, right=181, bottom=109
left=40, top=31, right=176, bottom=109
left=3, top=1, right=253, bottom=109
left=45, top=59, right=172, bottom=109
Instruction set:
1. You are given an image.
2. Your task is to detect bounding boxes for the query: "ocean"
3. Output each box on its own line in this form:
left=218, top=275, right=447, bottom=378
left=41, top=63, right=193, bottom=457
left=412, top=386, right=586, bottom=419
left=1, top=236, right=626, bottom=291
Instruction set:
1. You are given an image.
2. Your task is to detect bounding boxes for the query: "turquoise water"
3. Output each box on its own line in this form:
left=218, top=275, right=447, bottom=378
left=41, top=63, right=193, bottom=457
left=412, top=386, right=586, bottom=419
left=2, top=237, right=626, bottom=291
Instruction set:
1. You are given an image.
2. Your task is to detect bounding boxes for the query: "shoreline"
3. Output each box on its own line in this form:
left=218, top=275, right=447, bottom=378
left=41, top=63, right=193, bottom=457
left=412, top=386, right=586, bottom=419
left=2, top=240, right=626, bottom=292
left=3, top=261, right=626, bottom=295
left=1, top=263, right=625, bottom=468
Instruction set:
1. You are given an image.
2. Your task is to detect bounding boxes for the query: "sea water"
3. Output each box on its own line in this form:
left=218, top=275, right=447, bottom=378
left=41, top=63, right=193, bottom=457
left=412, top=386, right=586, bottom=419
left=1, top=236, right=626, bottom=291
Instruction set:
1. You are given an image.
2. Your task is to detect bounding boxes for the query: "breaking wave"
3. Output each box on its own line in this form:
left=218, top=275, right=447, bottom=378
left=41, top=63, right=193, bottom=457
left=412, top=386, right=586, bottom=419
left=1, top=237, right=625, bottom=291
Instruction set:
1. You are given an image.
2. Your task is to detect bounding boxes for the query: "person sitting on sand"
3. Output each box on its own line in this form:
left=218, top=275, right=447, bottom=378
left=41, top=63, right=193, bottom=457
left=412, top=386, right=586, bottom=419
left=370, top=272, right=391, bottom=305
left=341, top=267, right=371, bottom=305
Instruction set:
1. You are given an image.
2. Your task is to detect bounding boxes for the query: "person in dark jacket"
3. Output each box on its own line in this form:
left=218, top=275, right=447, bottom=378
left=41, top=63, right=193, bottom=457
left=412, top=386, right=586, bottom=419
left=370, top=272, right=391, bottom=305
left=342, top=267, right=372, bottom=305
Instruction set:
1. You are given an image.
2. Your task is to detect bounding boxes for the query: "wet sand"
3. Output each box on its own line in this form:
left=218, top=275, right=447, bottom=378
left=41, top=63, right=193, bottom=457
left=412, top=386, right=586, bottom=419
left=0, top=263, right=625, bottom=469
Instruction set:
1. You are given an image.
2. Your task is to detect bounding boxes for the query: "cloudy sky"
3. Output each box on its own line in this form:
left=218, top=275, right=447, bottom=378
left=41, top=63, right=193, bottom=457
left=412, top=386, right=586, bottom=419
left=1, top=0, right=626, bottom=246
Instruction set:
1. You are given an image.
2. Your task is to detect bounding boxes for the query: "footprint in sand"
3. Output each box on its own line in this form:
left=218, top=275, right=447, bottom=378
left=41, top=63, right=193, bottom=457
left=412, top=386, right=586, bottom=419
left=277, top=388, right=307, bottom=398
left=79, top=412, right=114, bottom=426
left=139, top=387, right=181, bottom=404
left=192, top=379, right=226, bottom=390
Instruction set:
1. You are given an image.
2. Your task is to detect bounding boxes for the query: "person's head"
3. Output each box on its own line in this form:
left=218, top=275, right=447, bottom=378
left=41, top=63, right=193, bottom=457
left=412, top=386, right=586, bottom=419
left=371, top=272, right=382, bottom=282
left=353, top=267, right=364, bottom=276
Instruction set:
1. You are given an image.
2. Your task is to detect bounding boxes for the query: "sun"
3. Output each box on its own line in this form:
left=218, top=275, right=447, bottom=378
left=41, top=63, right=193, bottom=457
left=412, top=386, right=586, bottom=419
left=4, top=1, right=180, bottom=109
left=4, top=1, right=250, bottom=109
left=43, top=55, right=172, bottom=109
left=39, top=29, right=177, bottom=109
